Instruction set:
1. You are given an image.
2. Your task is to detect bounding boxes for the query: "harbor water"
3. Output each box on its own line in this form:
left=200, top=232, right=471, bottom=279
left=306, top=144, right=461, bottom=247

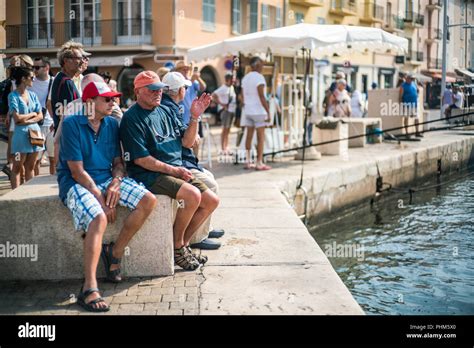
left=310, top=174, right=474, bottom=315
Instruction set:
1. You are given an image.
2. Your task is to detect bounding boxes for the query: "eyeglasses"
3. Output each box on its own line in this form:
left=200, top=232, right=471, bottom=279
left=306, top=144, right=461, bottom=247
left=66, top=56, right=86, bottom=61
left=33, top=65, right=46, bottom=70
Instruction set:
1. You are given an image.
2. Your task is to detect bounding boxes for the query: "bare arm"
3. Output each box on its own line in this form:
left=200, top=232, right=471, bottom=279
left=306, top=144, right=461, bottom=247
left=12, top=111, right=38, bottom=124
left=67, top=160, right=104, bottom=203
left=111, top=156, right=126, bottom=179
left=182, top=93, right=212, bottom=148
left=399, top=86, right=404, bottom=101
left=22, top=111, right=44, bottom=125
left=257, top=84, right=270, bottom=120
left=192, top=73, right=207, bottom=92
left=134, top=156, right=179, bottom=177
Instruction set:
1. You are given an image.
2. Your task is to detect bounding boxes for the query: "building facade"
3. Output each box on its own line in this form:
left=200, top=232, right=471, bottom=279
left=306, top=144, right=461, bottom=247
left=2, top=0, right=284, bottom=100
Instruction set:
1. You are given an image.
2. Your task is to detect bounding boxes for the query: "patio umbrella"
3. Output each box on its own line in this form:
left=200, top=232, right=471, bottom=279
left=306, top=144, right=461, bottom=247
left=187, top=23, right=408, bottom=62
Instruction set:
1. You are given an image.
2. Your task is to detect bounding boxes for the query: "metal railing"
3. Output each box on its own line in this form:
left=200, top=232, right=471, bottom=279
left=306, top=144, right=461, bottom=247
left=388, top=14, right=405, bottom=30
left=407, top=50, right=424, bottom=62
left=404, top=11, right=425, bottom=26
left=6, top=19, right=153, bottom=49
left=428, top=0, right=442, bottom=6
left=330, top=0, right=357, bottom=13
left=430, top=28, right=443, bottom=40
left=363, top=1, right=384, bottom=21
left=429, top=57, right=442, bottom=69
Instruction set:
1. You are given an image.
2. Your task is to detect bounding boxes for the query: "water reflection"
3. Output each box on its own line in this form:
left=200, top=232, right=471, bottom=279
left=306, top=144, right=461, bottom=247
left=310, top=177, right=474, bottom=315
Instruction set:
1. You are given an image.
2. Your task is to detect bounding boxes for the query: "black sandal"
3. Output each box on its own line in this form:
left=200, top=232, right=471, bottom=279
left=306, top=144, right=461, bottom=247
left=187, top=246, right=208, bottom=265
left=77, top=287, right=110, bottom=312
left=101, top=242, right=123, bottom=283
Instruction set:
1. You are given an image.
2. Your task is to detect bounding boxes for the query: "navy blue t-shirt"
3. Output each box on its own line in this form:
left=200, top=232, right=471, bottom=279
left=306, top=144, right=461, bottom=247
left=50, top=71, right=79, bottom=131
left=120, top=103, right=186, bottom=189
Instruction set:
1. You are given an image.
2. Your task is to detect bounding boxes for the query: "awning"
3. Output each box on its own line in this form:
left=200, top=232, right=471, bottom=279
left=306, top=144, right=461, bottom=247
left=187, top=23, right=408, bottom=62
left=430, top=73, right=457, bottom=82
left=412, top=73, right=433, bottom=83
left=455, top=68, right=474, bottom=80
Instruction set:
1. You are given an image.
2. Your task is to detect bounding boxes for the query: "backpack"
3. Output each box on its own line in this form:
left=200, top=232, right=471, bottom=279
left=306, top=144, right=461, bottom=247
left=0, top=78, right=13, bottom=116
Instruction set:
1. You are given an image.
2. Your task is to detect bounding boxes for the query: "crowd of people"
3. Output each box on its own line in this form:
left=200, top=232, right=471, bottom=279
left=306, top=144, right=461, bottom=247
left=0, top=41, right=230, bottom=312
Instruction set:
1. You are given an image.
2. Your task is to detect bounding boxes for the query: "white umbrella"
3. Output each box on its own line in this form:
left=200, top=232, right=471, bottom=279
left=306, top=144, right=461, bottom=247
left=187, top=23, right=408, bottom=62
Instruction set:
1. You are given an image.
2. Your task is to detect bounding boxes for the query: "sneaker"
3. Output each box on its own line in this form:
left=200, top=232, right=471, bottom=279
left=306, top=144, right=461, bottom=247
left=415, top=133, right=424, bottom=138
left=1, top=164, right=11, bottom=179
left=174, top=246, right=200, bottom=271
left=190, top=238, right=221, bottom=250
left=186, top=246, right=208, bottom=265
left=208, top=229, right=225, bottom=239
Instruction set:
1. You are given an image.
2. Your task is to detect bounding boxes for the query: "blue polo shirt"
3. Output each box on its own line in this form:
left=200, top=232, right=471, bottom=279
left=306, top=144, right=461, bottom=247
left=180, top=80, right=200, bottom=125
left=57, top=115, right=121, bottom=202
left=120, top=102, right=186, bottom=189
left=161, top=94, right=203, bottom=172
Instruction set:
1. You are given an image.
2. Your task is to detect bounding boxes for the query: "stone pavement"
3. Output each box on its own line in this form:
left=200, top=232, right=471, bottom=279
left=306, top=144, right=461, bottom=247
left=0, top=271, right=202, bottom=315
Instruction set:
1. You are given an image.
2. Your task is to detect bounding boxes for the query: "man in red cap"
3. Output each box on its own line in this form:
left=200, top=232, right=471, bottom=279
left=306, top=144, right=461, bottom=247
left=57, top=81, right=157, bottom=312
left=120, top=71, right=219, bottom=271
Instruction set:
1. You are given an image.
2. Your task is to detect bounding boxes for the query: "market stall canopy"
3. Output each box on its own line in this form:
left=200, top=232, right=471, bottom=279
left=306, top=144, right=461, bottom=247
left=455, top=68, right=474, bottom=80
left=187, top=23, right=409, bottom=62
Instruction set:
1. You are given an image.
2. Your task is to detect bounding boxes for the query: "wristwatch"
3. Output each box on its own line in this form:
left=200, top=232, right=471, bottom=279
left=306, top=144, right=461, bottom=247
left=190, top=116, right=201, bottom=123
left=113, top=176, right=124, bottom=182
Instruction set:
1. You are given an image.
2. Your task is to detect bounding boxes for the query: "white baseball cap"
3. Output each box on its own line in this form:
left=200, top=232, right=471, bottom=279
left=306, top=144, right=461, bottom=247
left=162, top=72, right=192, bottom=91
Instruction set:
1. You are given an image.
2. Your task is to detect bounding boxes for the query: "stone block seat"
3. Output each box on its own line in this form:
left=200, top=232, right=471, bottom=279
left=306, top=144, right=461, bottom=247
left=0, top=175, right=174, bottom=280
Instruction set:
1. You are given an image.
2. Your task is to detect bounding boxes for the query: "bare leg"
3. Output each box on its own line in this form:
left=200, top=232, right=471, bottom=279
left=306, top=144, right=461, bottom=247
left=256, top=126, right=266, bottom=165
left=82, top=213, right=108, bottom=310
left=173, top=184, right=201, bottom=248
left=10, top=153, right=26, bottom=189
left=183, top=190, right=219, bottom=245
left=23, top=152, right=38, bottom=183
left=221, top=127, right=230, bottom=152
left=49, top=157, right=56, bottom=175
left=245, top=126, right=255, bottom=166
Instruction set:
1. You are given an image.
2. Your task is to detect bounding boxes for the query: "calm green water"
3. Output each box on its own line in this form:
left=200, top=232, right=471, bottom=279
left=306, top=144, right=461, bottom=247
left=310, top=175, right=474, bottom=315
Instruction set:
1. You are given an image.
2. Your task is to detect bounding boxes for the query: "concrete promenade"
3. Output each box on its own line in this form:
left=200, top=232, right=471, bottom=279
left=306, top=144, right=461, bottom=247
left=0, top=122, right=472, bottom=315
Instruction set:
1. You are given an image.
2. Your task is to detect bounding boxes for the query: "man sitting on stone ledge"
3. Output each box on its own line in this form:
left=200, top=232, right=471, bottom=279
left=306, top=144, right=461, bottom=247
left=57, top=81, right=157, bottom=312
left=120, top=71, right=219, bottom=271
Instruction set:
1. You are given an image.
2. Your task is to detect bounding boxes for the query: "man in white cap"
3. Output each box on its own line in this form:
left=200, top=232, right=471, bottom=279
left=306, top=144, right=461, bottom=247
left=57, top=80, right=157, bottom=312
left=161, top=71, right=225, bottom=251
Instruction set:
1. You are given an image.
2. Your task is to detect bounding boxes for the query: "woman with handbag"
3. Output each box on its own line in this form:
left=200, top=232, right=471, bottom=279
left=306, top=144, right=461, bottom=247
left=8, top=66, right=44, bottom=189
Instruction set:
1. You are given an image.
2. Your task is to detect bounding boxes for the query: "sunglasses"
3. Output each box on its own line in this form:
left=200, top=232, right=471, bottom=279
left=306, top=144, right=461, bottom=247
left=33, top=65, right=46, bottom=70
left=67, top=56, right=86, bottom=61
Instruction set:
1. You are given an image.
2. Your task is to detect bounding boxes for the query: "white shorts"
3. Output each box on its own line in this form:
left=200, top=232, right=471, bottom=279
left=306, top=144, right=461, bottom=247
left=241, top=114, right=267, bottom=128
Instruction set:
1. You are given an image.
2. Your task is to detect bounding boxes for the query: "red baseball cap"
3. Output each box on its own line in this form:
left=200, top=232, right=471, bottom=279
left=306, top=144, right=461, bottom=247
left=82, top=81, right=122, bottom=102
left=134, top=70, right=168, bottom=90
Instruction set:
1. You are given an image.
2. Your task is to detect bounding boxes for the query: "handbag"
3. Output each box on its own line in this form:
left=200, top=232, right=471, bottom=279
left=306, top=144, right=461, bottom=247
left=28, top=128, right=45, bottom=147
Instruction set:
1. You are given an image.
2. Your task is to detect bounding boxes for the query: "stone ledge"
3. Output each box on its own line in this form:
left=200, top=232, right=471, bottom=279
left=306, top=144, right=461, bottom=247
left=0, top=175, right=174, bottom=280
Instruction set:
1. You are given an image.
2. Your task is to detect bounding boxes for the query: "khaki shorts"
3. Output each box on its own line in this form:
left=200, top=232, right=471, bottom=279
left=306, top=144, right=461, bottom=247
left=149, top=174, right=209, bottom=199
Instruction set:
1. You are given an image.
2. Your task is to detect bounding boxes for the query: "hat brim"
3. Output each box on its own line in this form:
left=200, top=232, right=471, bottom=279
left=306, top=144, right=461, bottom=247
left=146, top=82, right=169, bottom=91
left=99, top=91, right=122, bottom=98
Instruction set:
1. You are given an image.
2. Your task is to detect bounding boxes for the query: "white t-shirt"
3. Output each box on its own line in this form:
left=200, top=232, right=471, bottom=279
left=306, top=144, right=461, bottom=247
left=454, top=91, right=464, bottom=108
left=29, top=76, right=54, bottom=127
left=213, top=84, right=237, bottom=113
left=242, top=71, right=267, bottom=115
